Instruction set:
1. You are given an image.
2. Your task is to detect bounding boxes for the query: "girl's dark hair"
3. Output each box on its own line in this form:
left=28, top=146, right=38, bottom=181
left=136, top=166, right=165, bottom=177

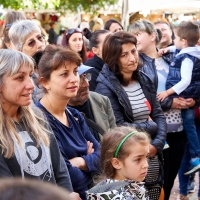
left=38, top=45, right=82, bottom=93
left=59, top=29, right=65, bottom=35
left=101, top=126, right=150, bottom=179
left=104, top=19, right=123, bottom=31
left=32, top=51, right=43, bottom=69
left=102, top=31, right=142, bottom=86
left=89, top=30, right=110, bottom=49
left=61, top=29, right=87, bottom=63
left=83, top=28, right=92, bottom=40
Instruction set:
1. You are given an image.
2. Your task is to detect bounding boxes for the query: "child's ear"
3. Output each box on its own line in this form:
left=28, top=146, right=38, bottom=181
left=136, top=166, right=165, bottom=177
left=181, top=39, right=188, bottom=46
left=111, top=158, right=122, bottom=170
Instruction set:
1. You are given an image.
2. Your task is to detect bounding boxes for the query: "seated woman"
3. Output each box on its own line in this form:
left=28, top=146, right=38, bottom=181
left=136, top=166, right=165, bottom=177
left=95, top=31, right=167, bottom=199
left=36, top=45, right=100, bottom=200
left=0, top=49, right=79, bottom=199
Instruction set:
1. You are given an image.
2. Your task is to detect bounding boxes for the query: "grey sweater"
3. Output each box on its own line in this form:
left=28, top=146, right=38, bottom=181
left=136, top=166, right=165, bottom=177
left=0, top=116, right=73, bottom=192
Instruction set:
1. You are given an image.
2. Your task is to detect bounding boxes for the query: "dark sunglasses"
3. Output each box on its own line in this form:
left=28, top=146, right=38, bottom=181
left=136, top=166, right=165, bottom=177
left=67, top=28, right=82, bottom=35
left=27, top=35, right=44, bottom=47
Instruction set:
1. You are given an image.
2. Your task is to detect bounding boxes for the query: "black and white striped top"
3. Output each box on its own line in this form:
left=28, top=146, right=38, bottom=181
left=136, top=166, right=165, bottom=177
left=122, top=81, right=151, bottom=123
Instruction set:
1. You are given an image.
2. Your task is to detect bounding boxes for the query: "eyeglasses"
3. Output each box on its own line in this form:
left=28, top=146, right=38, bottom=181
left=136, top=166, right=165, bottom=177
left=67, top=28, right=82, bottom=35
left=27, top=35, right=44, bottom=47
left=80, top=73, right=91, bottom=85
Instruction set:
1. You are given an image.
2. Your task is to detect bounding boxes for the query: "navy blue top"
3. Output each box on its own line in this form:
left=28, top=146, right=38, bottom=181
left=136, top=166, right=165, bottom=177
left=36, top=102, right=100, bottom=200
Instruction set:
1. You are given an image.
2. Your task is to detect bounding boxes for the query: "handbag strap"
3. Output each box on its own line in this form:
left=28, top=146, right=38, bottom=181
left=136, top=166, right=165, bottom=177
left=66, top=108, right=105, bottom=136
left=84, top=115, right=105, bottom=136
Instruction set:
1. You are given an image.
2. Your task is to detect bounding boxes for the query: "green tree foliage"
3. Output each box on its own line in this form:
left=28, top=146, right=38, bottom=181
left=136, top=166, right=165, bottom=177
left=0, top=0, right=118, bottom=12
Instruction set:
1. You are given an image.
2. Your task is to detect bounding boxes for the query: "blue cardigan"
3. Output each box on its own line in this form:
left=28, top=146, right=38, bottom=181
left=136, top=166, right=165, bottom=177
left=36, top=102, right=100, bottom=200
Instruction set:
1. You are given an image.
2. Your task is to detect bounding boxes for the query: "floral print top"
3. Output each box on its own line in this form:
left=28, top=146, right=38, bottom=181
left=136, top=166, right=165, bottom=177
left=86, top=179, right=149, bottom=200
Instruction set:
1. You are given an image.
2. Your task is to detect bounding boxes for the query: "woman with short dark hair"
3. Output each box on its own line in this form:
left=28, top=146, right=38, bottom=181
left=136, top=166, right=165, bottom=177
left=36, top=45, right=100, bottom=200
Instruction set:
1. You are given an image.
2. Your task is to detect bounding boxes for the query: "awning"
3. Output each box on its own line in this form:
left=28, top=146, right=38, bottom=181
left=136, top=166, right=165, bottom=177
left=127, top=0, right=200, bottom=14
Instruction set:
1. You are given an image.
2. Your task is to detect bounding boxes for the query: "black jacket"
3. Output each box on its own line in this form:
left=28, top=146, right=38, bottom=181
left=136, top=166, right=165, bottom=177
left=139, top=52, right=175, bottom=112
left=95, top=64, right=167, bottom=153
left=85, top=55, right=105, bottom=91
left=48, top=28, right=57, bottom=45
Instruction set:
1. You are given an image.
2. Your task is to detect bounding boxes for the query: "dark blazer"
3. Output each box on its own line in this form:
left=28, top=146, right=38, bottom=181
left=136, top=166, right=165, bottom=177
left=95, top=64, right=167, bottom=153
left=85, top=55, right=105, bottom=91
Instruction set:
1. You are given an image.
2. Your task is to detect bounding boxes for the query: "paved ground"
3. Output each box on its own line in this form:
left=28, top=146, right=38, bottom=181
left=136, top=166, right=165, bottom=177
left=170, top=173, right=199, bottom=200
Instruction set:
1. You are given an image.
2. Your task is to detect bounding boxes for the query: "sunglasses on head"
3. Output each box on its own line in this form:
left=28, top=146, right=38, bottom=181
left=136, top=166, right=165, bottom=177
left=5, top=23, right=12, bottom=28
left=27, top=35, right=44, bottom=47
left=67, top=28, right=82, bottom=35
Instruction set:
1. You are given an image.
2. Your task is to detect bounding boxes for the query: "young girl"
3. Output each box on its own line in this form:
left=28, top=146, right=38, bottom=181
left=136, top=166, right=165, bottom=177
left=86, top=126, right=150, bottom=200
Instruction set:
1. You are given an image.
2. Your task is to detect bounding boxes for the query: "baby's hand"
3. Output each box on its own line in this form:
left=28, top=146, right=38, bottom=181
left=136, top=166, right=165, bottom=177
left=157, top=91, right=169, bottom=102
left=158, top=47, right=170, bottom=56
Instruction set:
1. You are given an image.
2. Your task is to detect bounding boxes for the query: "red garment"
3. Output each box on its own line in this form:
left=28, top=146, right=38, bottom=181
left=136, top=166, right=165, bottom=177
left=87, top=51, right=94, bottom=59
left=195, top=107, right=200, bottom=118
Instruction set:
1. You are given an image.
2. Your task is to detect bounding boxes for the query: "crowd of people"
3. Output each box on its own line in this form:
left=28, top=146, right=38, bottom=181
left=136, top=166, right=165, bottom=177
left=0, top=10, right=200, bottom=200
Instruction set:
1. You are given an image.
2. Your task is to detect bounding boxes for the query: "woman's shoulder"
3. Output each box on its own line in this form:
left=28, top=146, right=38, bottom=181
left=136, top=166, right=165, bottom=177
left=139, top=71, right=156, bottom=93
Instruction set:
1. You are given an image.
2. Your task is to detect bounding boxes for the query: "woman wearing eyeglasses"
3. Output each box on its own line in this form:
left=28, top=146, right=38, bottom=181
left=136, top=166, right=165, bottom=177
left=8, top=20, right=46, bottom=104
left=62, top=28, right=88, bottom=63
left=36, top=45, right=100, bottom=200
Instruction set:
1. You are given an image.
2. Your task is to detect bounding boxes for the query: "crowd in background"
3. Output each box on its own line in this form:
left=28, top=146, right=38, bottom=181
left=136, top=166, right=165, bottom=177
left=0, top=10, right=200, bottom=200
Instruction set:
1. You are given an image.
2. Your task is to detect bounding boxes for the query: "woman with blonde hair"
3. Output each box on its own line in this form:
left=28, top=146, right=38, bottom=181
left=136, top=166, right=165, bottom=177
left=0, top=49, right=80, bottom=200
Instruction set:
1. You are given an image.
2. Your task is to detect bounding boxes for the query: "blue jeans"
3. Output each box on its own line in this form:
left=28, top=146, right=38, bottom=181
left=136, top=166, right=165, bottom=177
left=179, top=118, right=200, bottom=196
left=181, top=109, right=200, bottom=158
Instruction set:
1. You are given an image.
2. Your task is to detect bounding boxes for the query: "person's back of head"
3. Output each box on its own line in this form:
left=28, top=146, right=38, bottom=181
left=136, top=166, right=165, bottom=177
left=4, top=11, right=26, bottom=25
left=83, top=27, right=92, bottom=40
left=0, top=178, right=72, bottom=200
left=175, top=21, right=199, bottom=46
left=1, top=11, right=26, bottom=49
left=49, top=22, right=55, bottom=28
left=90, top=29, right=110, bottom=49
